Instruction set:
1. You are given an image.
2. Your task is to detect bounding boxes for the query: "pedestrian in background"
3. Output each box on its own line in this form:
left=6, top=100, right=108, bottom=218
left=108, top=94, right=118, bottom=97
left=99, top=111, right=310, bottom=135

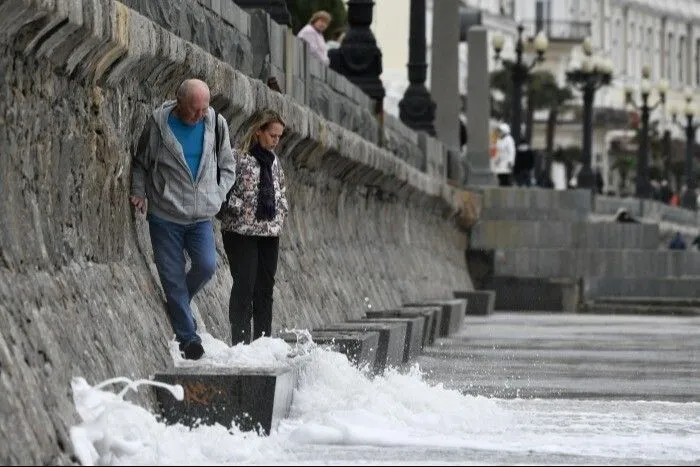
left=130, top=79, right=236, bottom=360
left=491, top=123, right=516, bottom=186
left=219, top=109, right=289, bottom=345
left=296, top=10, right=332, bottom=65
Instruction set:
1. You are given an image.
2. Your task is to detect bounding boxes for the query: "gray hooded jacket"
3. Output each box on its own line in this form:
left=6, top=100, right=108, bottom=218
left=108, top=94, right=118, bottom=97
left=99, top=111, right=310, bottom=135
left=130, top=101, right=236, bottom=224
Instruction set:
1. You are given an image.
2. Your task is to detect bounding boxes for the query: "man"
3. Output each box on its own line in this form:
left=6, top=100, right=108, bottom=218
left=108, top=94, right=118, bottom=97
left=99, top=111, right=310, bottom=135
left=130, top=79, right=236, bottom=360
left=296, top=10, right=332, bottom=65
left=491, top=123, right=516, bottom=186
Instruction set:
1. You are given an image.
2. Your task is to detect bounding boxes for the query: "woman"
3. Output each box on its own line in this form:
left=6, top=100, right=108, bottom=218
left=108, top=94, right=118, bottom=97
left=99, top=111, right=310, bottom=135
left=296, top=10, right=332, bottom=65
left=219, top=109, right=289, bottom=345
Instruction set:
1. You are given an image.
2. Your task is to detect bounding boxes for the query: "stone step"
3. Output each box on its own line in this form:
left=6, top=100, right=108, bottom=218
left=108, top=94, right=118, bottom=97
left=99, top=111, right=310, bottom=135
left=470, top=220, right=660, bottom=250
left=470, top=247, right=700, bottom=279
left=594, top=296, right=700, bottom=307
left=359, top=316, right=426, bottom=363
left=480, top=187, right=592, bottom=213
left=403, top=298, right=467, bottom=336
left=281, top=330, right=379, bottom=369
left=453, top=290, right=495, bottom=315
left=481, top=277, right=579, bottom=312
left=584, top=277, right=700, bottom=299
left=316, top=321, right=407, bottom=374
left=480, top=206, right=588, bottom=222
left=582, top=302, right=700, bottom=316
left=593, top=194, right=700, bottom=226
left=153, top=367, right=295, bottom=435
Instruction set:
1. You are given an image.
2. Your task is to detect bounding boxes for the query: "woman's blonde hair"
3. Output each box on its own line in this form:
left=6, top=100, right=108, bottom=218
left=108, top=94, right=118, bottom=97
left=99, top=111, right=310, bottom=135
left=238, top=108, right=286, bottom=154
left=309, top=10, right=332, bottom=25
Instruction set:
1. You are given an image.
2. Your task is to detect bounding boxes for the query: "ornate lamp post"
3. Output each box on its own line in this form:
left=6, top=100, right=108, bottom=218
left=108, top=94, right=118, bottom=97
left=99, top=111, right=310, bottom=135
left=399, top=0, right=435, bottom=134
left=624, top=66, right=669, bottom=199
left=669, top=90, right=700, bottom=210
left=565, top=37, right=613, bottom=190
left=492, top=25, right=548, bottom=145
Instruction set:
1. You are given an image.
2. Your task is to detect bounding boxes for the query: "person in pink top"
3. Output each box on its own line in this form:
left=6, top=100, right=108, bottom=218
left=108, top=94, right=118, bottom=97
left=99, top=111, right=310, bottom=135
left=296, top=10, right=332, bottom=65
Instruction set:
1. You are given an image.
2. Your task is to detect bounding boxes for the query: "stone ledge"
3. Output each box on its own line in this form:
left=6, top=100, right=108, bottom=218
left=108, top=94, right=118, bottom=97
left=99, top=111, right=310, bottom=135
left=153, top=367, right=294, bottom=434
left=280, top=330, right=379, bottom=369
left=403, top=299, right=466, bottom=337
left=367, top=307, right=439, bottom=350
left=2, top=0, right=467, bottom=218
left=453, top=290, right=495, bottom=315
left=361, top=316, right=426, bottom=363
left=317, top=321, right=407, bottom=374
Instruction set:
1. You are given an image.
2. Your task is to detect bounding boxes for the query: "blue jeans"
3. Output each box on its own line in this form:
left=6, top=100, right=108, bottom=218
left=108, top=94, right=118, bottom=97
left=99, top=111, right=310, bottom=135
left=148, top=214, right=216, bottom=346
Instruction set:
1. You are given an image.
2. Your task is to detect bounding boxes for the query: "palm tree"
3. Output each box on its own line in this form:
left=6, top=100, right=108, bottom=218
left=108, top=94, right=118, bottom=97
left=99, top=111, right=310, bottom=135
left=611, top=153, right=636, bottom=195
left=490, top=69, right=572, bottom=147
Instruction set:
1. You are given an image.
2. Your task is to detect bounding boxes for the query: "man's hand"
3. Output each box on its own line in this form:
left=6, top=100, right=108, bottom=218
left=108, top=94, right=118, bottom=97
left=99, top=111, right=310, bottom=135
left=129, top=195, right=147, bottom=214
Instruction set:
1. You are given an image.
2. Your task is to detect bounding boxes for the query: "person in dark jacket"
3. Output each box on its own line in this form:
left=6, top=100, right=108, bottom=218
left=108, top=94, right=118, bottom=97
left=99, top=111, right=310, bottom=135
left=218, top=109, right=289, bottom=345
left=669, top=231, right=687, bottom=250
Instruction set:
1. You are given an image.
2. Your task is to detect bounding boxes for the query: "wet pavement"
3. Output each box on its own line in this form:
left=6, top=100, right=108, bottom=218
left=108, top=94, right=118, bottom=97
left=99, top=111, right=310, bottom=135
left=417, top=313, right=700, bottom=402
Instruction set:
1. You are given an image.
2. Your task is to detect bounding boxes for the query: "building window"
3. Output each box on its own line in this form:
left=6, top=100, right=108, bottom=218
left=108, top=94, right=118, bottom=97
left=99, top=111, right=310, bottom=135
left=630, top=24, right=636, bottom=77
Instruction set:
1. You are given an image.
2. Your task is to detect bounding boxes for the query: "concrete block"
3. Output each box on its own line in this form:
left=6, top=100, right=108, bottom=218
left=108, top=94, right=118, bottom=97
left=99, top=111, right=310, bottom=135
left=490, top=276, right=580, bottom=312
left=362, top=315, right=426, bottom=362
left=404, top=299, right=466, bottom=337
left=317, top=321, right=407, bottom=374
left=153, top=366, right=294, bottom=434
left=453, top=290, right=495, bottom=315
left=281, top=330, right=379, bottom=369
left=367, top=307, right=437, bottom=350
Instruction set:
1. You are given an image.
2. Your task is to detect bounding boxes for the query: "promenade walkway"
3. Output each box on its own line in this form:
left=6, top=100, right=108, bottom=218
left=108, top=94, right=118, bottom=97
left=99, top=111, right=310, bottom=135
left=418, top=312, right=700, bottom=401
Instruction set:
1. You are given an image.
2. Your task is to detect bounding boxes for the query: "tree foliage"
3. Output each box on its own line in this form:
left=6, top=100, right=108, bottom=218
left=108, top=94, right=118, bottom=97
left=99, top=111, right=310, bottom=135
left=287, top=0, right=348, bottom=39
left=490, top=68, right=572, bottom=147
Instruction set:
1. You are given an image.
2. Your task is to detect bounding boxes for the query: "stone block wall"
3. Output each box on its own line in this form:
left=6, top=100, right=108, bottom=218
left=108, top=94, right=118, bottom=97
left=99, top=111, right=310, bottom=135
left=0, top=0, right=473, bottom=463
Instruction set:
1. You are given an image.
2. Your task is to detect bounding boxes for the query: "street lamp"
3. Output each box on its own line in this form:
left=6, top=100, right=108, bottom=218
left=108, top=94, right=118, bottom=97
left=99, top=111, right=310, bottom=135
left=492, top=25, right=548, bottom=145
left=669, top=90, right=699, bottom=210
left=565, top=38, right=613, bottom=190
left=624, top=66, right=668, bottom=199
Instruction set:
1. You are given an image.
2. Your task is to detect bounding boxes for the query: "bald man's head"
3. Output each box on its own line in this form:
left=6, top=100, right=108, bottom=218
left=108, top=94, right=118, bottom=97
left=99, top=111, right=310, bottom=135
left=174, top=79, right=210, bottom=124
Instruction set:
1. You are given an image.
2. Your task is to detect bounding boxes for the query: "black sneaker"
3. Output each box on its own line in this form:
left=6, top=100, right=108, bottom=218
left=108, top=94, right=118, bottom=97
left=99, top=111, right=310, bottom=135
left=181, top=341, right=204, bottom=360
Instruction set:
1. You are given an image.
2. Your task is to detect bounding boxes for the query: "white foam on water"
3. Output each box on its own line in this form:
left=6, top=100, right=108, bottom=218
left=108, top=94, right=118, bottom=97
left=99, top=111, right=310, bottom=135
left=69, top=332, right=700, bottom=465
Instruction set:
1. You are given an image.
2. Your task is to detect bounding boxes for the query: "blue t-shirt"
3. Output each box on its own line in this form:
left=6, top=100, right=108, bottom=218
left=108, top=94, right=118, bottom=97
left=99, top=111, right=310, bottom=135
left=168, top=113, right=205, bottom=180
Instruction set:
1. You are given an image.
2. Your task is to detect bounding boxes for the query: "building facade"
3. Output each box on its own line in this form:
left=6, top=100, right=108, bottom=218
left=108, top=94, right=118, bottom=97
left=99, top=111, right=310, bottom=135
left=372, top=0, right=700, bottom=193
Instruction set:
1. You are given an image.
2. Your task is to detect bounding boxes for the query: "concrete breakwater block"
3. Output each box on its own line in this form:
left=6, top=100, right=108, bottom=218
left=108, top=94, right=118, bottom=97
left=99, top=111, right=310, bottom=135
left=153, top=366, right=295, bottom=434
left=491, top=276, right=579, bottom=312
left=281, top=330, right=379, bottom=368
left=404, top=299, right=467, bottom=337
left=454, top=290, right=495, bottom=315
left=317, top=321, right=407, bottom=374
left=367, top=307, right=439, bottom=349
left=361, top=315, right=426, bottom=363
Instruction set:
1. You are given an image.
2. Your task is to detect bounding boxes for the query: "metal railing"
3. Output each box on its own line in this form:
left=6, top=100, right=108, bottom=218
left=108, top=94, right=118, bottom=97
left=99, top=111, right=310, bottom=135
left=520, top=20, right=591, bottom=41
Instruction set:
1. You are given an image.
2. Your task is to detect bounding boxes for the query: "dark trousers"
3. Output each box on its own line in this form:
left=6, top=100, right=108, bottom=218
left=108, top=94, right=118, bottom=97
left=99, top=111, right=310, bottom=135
left=222, top=231, right=280, bottom=345
left=497, top=174, right=512, bottom=186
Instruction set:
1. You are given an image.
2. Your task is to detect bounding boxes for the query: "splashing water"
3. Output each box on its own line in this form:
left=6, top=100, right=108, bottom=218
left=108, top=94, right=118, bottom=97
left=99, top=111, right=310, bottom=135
left=69, top=331, right=700, bottom=465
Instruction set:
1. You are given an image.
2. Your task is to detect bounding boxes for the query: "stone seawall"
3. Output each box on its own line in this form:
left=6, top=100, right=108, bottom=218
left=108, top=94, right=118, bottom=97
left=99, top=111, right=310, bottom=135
left=0, top=1, right=472, bottom=463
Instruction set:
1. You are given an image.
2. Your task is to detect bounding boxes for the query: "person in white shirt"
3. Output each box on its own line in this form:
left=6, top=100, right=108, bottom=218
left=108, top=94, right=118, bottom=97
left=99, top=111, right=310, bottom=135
left=491, top=123, right=516, bottom=186
left=296, top=10, right=332, bottom=66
